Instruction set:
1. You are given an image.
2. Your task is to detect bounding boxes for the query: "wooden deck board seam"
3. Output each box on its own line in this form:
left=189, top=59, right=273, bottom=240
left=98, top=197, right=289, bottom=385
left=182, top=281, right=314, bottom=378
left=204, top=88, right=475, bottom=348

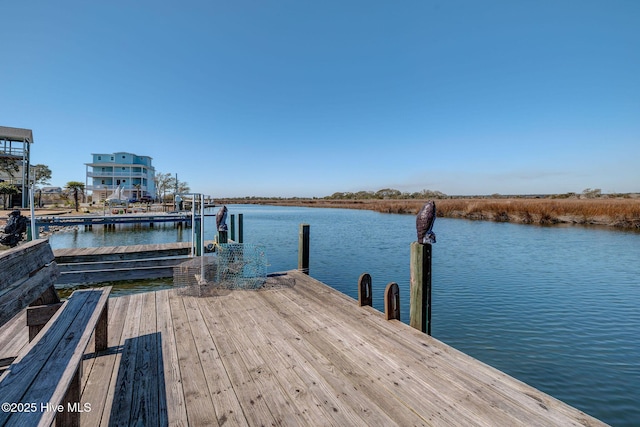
left=257, top=287, right=433, bottom=426
left=286, top=273, right=571, bottom=426
left=169, top=292, right=223, bottom=426
left=181, top=294, right=249, bottom=426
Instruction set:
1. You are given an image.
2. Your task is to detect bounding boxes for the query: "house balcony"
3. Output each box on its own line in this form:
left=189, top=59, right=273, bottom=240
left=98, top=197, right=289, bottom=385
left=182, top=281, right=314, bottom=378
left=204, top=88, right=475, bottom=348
left=87, top=171, right=149, bottom=178
left=87, top=184, right=150, bottom=192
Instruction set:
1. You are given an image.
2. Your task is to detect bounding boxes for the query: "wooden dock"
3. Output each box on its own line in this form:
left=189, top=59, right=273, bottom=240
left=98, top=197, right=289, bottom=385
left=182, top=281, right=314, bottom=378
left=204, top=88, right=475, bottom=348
left=53, top=242, right=214, bottom=285
left=54, top=242, right=197, bottom=263
left=35, top=213, right=193, bottom=228
left=0, top=270, right=606, bottom=426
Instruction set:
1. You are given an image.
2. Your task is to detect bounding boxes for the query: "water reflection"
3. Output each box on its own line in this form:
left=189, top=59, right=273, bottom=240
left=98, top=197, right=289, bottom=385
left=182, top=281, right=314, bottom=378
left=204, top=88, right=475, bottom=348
left=56, top=278, right=173, bottom=299
left=48, top=204, right=640, bottom=426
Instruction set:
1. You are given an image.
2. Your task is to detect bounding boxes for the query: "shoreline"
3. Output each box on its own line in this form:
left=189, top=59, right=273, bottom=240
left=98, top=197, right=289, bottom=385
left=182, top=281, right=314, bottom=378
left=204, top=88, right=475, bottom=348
left=2, top=197, right=639, bottom=233
left=217, top=197, right=640, bottom=230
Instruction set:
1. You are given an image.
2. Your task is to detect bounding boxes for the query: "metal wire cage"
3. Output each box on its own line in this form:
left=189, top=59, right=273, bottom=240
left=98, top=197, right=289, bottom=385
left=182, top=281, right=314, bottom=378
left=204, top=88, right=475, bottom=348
left=173, top=256, right=218, bottom=296
left=215, top=243, right=268, bottom=289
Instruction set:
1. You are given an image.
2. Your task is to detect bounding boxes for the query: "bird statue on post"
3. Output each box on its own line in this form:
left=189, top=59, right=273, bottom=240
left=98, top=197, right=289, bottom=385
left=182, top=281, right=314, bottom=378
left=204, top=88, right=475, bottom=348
left=416, top=200, right=436, bottom=244
left=216, top=205, right=228, bottom=231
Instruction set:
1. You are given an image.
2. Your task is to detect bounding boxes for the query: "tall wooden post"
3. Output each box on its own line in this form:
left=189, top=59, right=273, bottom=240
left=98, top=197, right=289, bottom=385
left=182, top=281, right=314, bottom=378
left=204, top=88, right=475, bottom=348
left=410, top=241, right=432, bottom=335
left=298, top=223, right=310, bottom=274
left=238, top=213, right=244, bottom=243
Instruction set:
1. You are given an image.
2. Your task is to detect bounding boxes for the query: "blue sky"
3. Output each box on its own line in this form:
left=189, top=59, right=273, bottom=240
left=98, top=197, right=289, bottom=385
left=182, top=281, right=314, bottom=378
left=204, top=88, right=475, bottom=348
left=2, top=0, right=638, bottom=197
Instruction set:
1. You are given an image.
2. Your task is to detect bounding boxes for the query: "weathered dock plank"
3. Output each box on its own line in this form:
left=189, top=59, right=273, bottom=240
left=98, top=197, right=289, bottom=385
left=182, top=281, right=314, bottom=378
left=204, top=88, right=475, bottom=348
left=80, top=295, right=129, bottom=426
left=69, top=270, right=608, bottom=426
left=279, top=277, right=521, bottom=426
left=221, top=289, right=376, bottom=427
left=213, top=293, right=318, bottom=426
left=57, top=257, right=188, bottom=273
left=257, top=284, right=435, bottom=426
left=106, top=292, right=144, bottom=426
left=170, top=293, right=221, bottom=426
left=35, top=213, right=193, bottom=229
left=197, top=296, right=276, bottom=426
left=0, top=311, right=27, bottom=367
left=281, top=273, right=601, bottom=426
left=133, top=292, right=162, bottom=425
left=182, top=296, right=248, bottom=426
left=54, top=242, right=195, bottom=263
left=56, top=262, right=186, bottom=285
left=155, top=290, right=187, bottom=427
left=53, top=242, right=214, bottom=285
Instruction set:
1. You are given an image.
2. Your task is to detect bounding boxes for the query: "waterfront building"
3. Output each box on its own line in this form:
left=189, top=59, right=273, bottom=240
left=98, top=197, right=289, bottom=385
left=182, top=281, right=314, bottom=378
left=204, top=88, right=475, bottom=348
left=85, top=152, right=156, bottom=202
left=0, top=126, right=33, bottom=208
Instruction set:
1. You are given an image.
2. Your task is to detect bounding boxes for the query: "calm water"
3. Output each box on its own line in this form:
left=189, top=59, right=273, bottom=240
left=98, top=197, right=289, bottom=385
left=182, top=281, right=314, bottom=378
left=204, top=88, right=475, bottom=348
left=49, top=204, right=640, bottom=426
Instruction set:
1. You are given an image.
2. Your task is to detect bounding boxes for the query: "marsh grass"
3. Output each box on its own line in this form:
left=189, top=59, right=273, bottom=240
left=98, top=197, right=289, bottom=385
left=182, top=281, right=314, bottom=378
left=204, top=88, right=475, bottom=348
left=226, top=197, right=640, bottom=229
left=404, top=198, right=640, bottom=228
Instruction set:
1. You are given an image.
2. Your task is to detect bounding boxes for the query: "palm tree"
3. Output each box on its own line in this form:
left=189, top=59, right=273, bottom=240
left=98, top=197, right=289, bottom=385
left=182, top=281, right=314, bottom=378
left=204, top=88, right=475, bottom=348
left=65, top=181, right=85, bottom=212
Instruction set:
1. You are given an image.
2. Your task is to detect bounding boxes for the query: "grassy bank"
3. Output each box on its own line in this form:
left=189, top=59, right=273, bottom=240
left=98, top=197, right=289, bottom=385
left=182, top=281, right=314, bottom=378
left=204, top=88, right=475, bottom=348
left=218, top=197, right=640, bottom=229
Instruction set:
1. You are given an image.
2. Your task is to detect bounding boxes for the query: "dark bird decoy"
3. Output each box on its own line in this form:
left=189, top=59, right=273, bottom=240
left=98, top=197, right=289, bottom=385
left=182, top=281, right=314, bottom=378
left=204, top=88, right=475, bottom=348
left=216, top=205, right=228, bottom=232
left=416, top=200, right=436, bottom=244
left=0, top=210, right=28, bottom=247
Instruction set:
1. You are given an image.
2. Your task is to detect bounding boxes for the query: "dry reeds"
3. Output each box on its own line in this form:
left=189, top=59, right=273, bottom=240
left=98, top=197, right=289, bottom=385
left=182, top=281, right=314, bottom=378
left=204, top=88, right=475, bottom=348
left=225, top=197, right=640, bottom=229
left=398, top=198, right=640, bottom=229
left=425, top=198, right=639, bottom=227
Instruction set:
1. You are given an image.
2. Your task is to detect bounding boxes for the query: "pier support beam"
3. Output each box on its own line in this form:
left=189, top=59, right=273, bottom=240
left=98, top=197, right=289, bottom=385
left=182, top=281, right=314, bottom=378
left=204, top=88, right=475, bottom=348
left=410, top=242, right=432, bottom=335
left=298, top=224, right=310, bottom=274
left=238, top=214, right=244, bottom=243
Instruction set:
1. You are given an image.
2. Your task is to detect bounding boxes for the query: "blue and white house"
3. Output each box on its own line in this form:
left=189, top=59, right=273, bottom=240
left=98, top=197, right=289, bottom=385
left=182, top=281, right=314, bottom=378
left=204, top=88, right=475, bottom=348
left=85, top=152, right=156, bottom=202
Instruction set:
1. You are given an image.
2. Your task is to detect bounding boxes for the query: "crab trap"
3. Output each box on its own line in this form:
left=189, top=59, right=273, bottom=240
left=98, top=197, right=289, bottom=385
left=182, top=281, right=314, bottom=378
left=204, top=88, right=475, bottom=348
left=173, top=243, right=268, bottom=295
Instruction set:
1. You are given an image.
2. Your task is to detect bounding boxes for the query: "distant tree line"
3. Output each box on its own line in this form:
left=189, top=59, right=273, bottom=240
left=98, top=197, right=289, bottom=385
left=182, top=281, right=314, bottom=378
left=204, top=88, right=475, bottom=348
left=324, top=188, right=448, bottom=200
left=220, top=188, right=623, bottom=202
left=322, top=187, right=632, bottom=201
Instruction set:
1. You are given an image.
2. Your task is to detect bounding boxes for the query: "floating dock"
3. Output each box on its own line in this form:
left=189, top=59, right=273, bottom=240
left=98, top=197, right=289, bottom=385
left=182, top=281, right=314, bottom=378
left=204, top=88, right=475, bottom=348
left=0, top=270, right=606, bottom=426
left=53, top=242, right=214, bottom=285
left=35, top=213, right=193, bottom=229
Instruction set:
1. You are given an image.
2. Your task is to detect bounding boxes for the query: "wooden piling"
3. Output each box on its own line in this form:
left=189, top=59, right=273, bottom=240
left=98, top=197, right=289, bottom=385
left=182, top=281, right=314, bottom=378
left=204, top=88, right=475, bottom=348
left=384, top=282, right=401, bottom=320
left=410, top=241, right=432, bottom=335
left=358, top=273, right=372, bottom=306
left=195, top=219, right=202, bottom=256
left=238, top=213, right=244, bottom=243
left=298, top=224, right=310, bottom=274
left=230, top=214, right=236, bottom=241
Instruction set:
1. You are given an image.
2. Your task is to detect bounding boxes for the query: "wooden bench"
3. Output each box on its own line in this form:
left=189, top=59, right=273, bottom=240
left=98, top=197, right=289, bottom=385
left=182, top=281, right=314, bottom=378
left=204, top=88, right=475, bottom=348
left=0, top=239, right=111, bottom=426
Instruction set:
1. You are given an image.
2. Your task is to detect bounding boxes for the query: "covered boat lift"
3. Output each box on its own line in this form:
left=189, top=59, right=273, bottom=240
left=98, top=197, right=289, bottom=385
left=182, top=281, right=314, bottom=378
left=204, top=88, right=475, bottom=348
left=0, top=126, right=33, bottom=208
